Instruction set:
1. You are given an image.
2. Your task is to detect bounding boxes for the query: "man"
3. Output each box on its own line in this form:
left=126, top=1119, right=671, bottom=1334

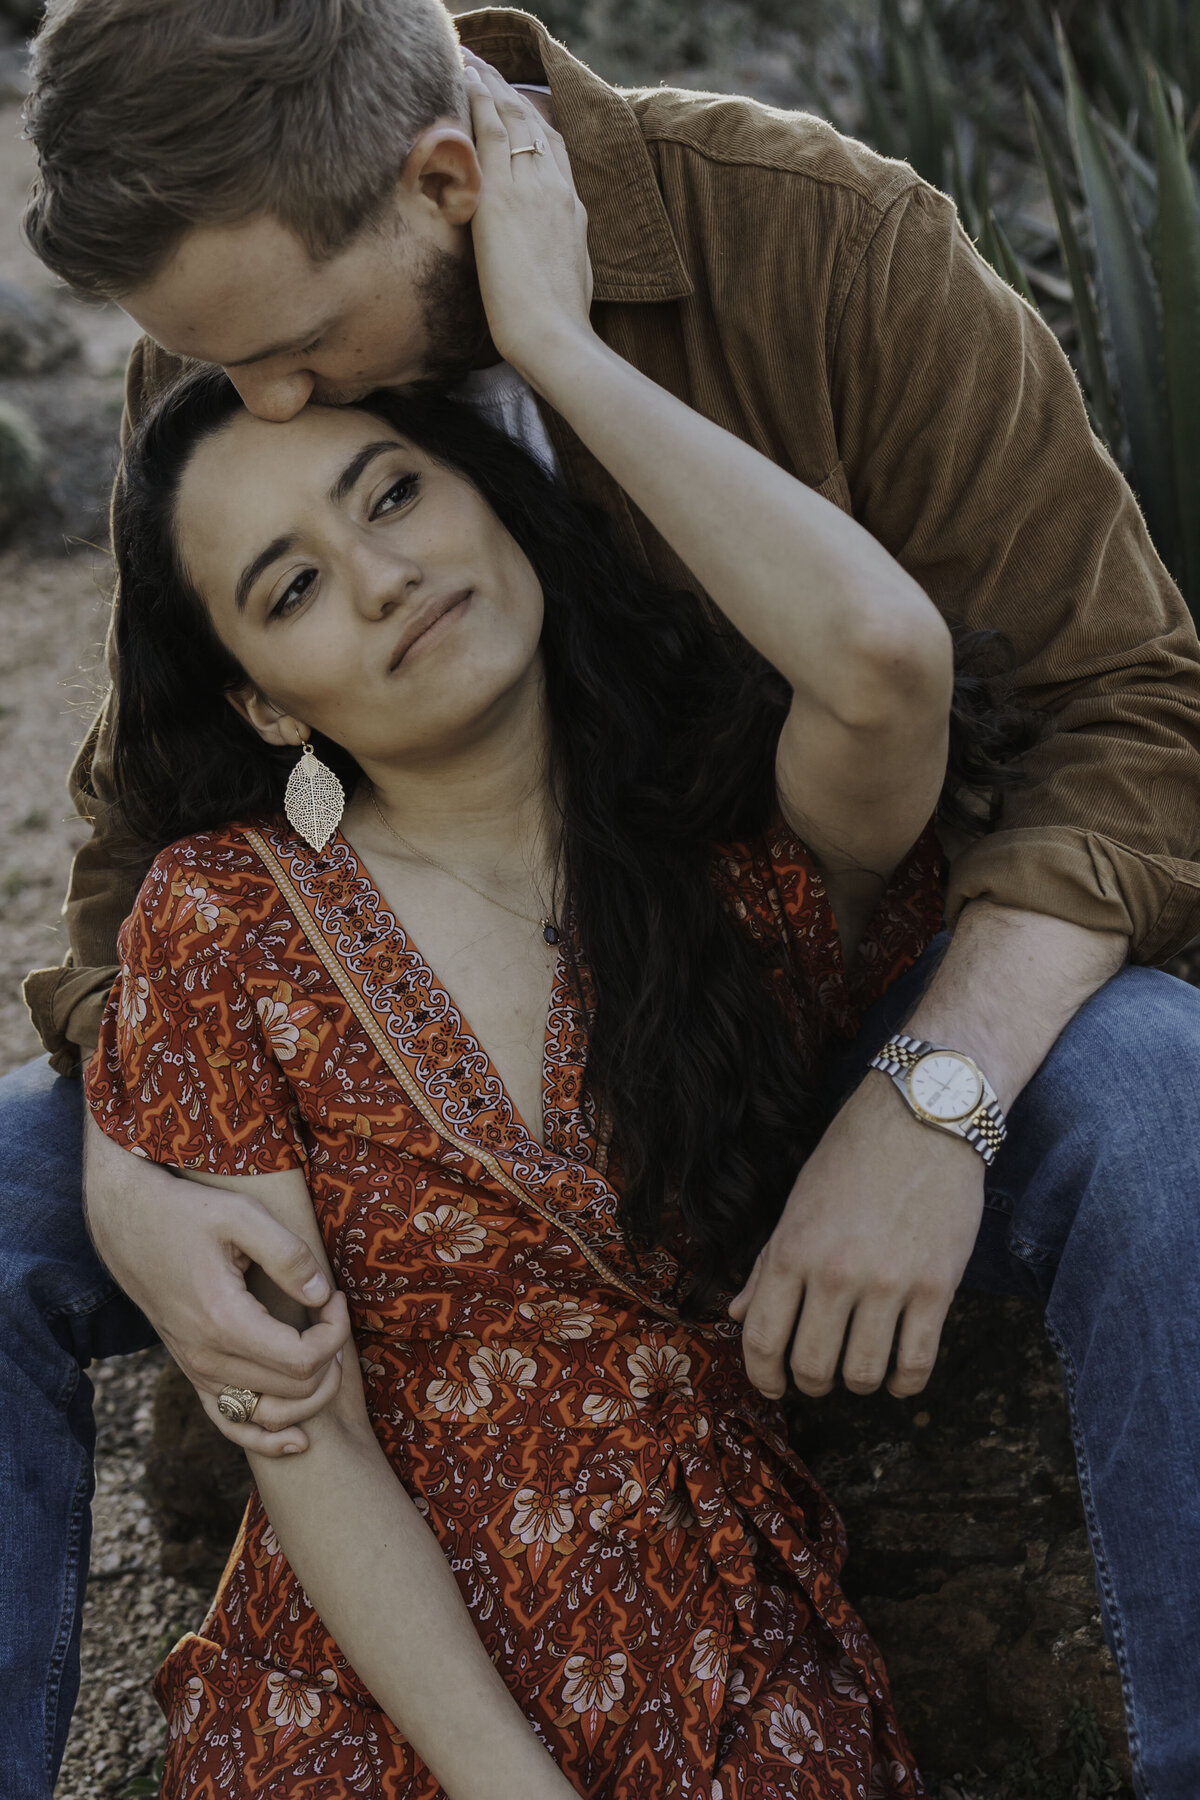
left=3, top=1, right=1199, bottom=1795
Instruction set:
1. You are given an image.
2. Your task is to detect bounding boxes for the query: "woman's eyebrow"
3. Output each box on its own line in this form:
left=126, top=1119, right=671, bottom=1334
left=233, top=443, right=405, bottom=612
left=329, top=441, right=403, bottom=505
left=235, top=534, right=295, bottom=613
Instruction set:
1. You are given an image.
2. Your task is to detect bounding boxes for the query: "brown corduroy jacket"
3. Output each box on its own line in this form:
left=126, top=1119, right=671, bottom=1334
left=24, top=7, right=1200, bottom=1075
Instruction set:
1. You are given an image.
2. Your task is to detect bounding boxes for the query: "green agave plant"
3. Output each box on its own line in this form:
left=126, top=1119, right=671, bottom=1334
left=1027, top=24, right=1200, bottom=615
left=830, top=0, right=1200, bottom=618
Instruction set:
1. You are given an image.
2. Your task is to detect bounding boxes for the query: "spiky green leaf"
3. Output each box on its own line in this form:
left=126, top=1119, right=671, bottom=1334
left=1026, top=87, right=1121, bottom=450
left=1059, top=23, right=1176, bottom=572
left=988, top=210, right=1037, bottom=306
left=1149, top=61, right=1200, bottom=611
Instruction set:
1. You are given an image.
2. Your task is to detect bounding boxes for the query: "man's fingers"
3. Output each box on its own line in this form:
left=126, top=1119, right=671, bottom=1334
left=727, top=1253, right=762, bottom=1321
left=182, top=1291, right=352, bottom=1392
left=887, top=1293, right=951, bottom=1398
left=737, top=1251, right=807, bottom=1397
left=839, top=1298, right=903, bottom=1395
left=233, top=1207, right=332, bottom=1309
left=787, top=1286, right=853, bottom=1398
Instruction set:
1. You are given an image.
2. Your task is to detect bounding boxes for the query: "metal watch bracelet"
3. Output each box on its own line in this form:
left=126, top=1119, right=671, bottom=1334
left=869, top=1033, right=1008, bottom=1167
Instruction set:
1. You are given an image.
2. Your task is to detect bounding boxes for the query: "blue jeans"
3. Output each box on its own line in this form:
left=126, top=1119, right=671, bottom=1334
left=2, top=959, right=1199, bottom=1798
left=0, top=1058, right=156, bottom=1797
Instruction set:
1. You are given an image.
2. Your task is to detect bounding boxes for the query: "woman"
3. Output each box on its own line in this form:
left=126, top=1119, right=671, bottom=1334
left=85, top=76, right=1026, bottom=1800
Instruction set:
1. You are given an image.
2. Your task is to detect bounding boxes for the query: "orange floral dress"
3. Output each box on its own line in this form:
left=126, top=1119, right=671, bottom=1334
left=85, top=815, right=943, bottom=1800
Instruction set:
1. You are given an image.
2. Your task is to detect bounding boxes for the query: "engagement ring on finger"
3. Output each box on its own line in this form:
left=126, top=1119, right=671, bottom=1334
left=217, top=1384, right=261, bottom=1425
left=510, top=138, right=547, bottom=158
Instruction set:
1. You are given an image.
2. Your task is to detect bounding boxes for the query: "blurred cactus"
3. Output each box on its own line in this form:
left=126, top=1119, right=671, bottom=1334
left=802, top=0, right=1200, bottom=618
left=0, top=398, right=45, bottom=542
left=1024, top=15, right=1200, bottom=616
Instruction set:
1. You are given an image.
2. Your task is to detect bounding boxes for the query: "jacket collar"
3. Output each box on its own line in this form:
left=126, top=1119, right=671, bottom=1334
left=455, top=8, right=693, bottom=304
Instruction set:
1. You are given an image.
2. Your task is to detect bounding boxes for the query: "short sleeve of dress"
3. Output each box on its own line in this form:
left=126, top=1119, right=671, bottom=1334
left=716, top=814, right=946, bottom=1048
left=84, top=839, right=306, bottom=1176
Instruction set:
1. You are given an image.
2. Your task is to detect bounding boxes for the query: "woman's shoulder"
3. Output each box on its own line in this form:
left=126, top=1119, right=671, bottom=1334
left=125, top=819, right=291, bottom=961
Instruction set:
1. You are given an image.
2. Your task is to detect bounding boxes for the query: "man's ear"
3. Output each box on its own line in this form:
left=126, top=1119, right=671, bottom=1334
left=400, top=122, right=482, bottom=227
left=226, top=686, right=309, bottom=749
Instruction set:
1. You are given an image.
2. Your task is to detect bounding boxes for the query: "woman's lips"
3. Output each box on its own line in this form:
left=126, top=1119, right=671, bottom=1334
left=388, top=588, right=473, bottom=671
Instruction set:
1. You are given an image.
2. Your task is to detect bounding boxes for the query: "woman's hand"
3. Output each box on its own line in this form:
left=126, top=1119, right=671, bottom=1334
left=462, top=53, right=594, bottom=384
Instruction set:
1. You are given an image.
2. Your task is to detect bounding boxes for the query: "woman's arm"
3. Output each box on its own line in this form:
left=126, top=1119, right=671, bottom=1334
left=179, top=1164, right=576, bottom=1800
left=464, top=62, right=953, bottom=946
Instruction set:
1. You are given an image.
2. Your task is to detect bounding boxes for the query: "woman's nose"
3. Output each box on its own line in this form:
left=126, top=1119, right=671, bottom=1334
left=225, top=365, right=315, bottom=423
left=350, top=539, right=422, bottom=620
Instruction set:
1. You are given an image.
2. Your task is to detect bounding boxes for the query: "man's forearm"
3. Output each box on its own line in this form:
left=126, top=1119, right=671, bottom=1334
left=903, top=901, right=1127, bottom=1109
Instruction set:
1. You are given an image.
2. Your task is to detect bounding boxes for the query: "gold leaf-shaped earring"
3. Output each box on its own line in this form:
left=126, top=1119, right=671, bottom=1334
left=284, top=741, right=345, bottom=852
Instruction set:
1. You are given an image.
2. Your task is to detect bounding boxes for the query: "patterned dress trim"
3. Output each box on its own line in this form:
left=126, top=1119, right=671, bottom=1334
left=243, top=825, right=687, bottom=1327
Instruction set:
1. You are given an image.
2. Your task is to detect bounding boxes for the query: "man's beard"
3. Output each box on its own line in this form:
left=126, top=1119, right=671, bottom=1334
left=313, top=241, right=489, bottom=404
left=408, top=240, right=491, bottom=388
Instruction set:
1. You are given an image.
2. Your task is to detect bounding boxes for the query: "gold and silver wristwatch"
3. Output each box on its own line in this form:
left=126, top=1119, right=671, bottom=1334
left=868, top=1034, right=1008, bottom=1166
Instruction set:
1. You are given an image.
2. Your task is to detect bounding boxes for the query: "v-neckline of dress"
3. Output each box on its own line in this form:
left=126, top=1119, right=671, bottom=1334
left=324, top=825, right=587, bottom=1163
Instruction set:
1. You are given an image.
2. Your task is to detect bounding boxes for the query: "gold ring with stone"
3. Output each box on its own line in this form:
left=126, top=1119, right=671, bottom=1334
left=510, top=138, right=547, bottom=158
left=217, top=1385, right=261, bottom=1425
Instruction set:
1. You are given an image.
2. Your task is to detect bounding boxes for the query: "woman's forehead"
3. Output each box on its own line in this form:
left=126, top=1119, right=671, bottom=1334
left=177, top=406, right=417, bottom=532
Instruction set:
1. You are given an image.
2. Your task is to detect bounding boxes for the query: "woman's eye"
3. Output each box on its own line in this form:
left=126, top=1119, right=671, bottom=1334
left=270, top=568, right=317, bottom=619
left=370, top=473, right=419, bottom=519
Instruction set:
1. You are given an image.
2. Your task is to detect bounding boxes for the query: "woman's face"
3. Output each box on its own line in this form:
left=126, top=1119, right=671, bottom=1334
left=173, top=404, right=545, bottom=767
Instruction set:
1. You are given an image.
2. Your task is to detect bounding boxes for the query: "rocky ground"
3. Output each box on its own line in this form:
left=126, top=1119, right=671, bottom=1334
left=1, top=7, right=1190, bottom=1796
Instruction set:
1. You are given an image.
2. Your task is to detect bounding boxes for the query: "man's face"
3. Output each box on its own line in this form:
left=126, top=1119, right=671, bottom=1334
left=121, top=187, right=488, bottom=422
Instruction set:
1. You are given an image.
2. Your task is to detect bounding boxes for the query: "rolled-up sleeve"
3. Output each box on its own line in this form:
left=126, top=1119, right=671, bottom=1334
left=830, top=181, right=1200, bottom=961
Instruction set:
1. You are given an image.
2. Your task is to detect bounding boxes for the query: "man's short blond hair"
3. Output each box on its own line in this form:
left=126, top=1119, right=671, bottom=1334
left=23, top=0, right=467, bottom=298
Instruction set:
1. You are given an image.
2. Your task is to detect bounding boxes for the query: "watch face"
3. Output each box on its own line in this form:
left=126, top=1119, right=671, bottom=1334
left=907, top=1052, right=984, bottom=1123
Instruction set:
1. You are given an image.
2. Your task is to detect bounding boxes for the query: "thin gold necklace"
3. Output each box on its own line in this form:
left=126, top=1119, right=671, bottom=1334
left=367, top=790, right=561, bottom=946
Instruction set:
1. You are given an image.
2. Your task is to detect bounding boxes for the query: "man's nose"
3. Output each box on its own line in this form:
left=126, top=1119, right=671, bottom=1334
left=225, top=365, right=316, bottom=422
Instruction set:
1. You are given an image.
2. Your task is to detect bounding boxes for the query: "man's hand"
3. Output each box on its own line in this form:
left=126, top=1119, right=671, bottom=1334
left=729, top=1076, right=983, bottom=1398
left=731, top=902, right=1126, bottom=1398
left=83, top=1114, right=351, bottom=1455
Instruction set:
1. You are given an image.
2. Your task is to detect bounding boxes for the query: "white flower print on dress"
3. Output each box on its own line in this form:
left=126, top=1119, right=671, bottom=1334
left=412, top=1204, right=488, bottom=1262
left=178, top=881, right=222, bottom=931
left=264, top=1669, right=332, bottom=1732
left=765, top=1695, right=825, bottom=1763
left=255, top=991, right=319, bottom=1063
left=689, top=1626, right=732, bottom=1686
left=167, top=1673, right=203, bottom=1741
left=726, top=1664, right=752, bottom=1707
left=517, top=1297, right=595, bottom=1341
left=470, top=1344, right=537, bottom=1389
left=510, top=1487, right=576, bottom=1546
left=118, top=974, right=150, bottom=1033
left=587, top=1471, right=643, bottom=1535
left=627, top=1342, right=693, bottom=1407
left=581, top=1391, right=635, bottom=1427
left=426, top=1369, right=493, bottom=1418
left=830, top=1655, right=868, bottom=1704
left=561, top=1649, right=628, bottom=1715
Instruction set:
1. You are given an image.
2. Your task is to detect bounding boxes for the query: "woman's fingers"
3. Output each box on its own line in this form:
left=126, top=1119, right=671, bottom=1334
left=465, top=54, right=574, bottom=183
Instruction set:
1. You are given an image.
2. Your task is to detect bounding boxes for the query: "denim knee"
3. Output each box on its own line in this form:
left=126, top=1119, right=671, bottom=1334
left=998, top=967, right=1200, bottom=1262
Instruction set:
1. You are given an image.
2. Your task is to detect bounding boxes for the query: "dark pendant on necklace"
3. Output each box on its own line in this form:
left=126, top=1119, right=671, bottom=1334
left=541, top=919, right=561, bottom=946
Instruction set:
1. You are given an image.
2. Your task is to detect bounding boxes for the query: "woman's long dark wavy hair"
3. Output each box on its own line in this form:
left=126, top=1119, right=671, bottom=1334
left=109, top=368, right=1039, bottom=1312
